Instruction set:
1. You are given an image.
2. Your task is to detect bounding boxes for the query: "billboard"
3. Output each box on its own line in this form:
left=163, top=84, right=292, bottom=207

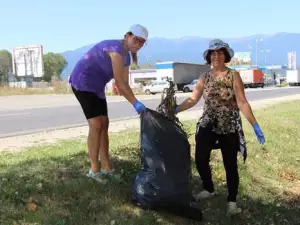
left=227, top=52, right=252, bottom=67
left=12, top=45, right=44, bottom=77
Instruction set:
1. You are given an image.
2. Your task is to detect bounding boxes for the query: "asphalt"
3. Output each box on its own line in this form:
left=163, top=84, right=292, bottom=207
left=1, top=87, right=300, bottom=138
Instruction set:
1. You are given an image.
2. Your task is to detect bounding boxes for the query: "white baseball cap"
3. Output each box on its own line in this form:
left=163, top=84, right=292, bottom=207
left=129, top=24, right=148, bottom=41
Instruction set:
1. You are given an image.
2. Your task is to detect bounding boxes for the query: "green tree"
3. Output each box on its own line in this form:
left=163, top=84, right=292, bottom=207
left=130, top=63, right=141, bottom=70
left=43, top=53, right=67, bottom=82
left=0, top=50, right=12, bottom=84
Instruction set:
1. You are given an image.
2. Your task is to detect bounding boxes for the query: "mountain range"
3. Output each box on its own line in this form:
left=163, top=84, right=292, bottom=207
left=60, top=32, right=300, bottom=80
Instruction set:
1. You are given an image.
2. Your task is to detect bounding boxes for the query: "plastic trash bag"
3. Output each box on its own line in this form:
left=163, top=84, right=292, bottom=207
left=131, top=108, right=202, bottom=221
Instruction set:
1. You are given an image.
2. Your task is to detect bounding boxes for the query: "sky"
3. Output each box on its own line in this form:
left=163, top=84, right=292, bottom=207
left=0, top=0, right=299, bottom=53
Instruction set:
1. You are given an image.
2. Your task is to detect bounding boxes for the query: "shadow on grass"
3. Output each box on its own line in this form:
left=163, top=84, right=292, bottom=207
left=1, top=146, right=299, bottom=225
left=191, top=172, right=300, bottom=225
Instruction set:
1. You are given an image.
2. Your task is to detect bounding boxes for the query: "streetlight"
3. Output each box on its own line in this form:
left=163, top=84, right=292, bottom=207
left=145, top=55, right=152, bottom=68
left=248, top=45, right=253, bottom=66
left=256, top=38, right=263, bottom=67
left=261, top=49, right=271, bottom=66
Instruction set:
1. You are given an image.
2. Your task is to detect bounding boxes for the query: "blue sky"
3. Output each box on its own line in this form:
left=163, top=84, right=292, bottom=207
left=1, top=0, right=298, bottom=53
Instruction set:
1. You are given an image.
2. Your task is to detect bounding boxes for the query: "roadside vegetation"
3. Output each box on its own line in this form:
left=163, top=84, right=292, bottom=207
left=276, top=82, right=289, bottom=87
left=0, top=82, right=72, bottom=96
left=0, top=100, right=299, bottom=225
left=0, top=84, right=146, bottom=96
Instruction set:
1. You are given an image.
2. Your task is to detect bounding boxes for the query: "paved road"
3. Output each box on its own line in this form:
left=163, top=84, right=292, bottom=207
left=1, top=87, right=300, bottom=138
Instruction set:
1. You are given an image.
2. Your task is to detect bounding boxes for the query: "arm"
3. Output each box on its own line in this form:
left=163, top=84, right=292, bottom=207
left=114, top=66, right=129, bottom=92
left=108, top=52, right=136, bottom=104
left=233, top=71, right=257, bottom=125
left=123, top=66, right=129, bottom=85
left=177, top=74, right=205, bottom=113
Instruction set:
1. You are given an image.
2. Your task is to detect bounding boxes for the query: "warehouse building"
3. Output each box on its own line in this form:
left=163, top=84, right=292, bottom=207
left=128, top=61, right=210, bottom=90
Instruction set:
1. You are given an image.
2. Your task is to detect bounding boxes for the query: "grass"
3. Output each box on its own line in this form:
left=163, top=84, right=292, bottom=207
left=275, top=82, right=289, bottom=88
left=0, top=82, right=73, bottom=96
left=1, top=101, right=300, bottom=225
left=0, top=83, right=144, bottom=96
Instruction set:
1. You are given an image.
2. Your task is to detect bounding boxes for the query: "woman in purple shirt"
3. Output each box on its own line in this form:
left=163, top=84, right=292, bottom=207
left=69, top=24, right=148, bottom=184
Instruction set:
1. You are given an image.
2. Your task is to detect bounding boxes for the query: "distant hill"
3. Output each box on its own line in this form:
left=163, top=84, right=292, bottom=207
left=60, top=32, right=300, bottom=80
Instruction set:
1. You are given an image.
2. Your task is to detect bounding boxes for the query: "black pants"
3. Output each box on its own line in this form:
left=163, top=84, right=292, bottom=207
left=195, top=123, right=240, bottom=202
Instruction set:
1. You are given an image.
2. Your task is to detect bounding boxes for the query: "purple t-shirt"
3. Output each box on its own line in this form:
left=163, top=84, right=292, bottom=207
left=69, top=39, right=131, bottom=99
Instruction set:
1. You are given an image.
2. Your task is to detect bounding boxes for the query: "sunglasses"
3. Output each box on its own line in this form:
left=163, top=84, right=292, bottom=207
left=133, top=36, right=146, bottom=46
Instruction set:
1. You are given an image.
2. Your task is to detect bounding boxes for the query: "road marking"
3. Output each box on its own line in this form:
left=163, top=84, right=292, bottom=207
left=2, top=92, right=300, bottom=138
left=0, top=112, right=31, bottom=117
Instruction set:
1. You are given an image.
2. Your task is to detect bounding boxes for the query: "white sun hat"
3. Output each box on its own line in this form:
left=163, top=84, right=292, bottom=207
left=129, top=24, right=149, bottom=41
left=203, top=39, right=234, bottom=60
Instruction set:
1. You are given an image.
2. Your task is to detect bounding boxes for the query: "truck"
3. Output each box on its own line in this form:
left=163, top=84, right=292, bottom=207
left=286, top=70, right=300, bottom=86
left=239, top=69, right=264, bottom=88
left=155, top=62, right=210, bottom=91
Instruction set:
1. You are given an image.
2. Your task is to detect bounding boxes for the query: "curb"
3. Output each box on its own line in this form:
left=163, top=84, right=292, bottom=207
left=0, top=115, right=142, bottom=139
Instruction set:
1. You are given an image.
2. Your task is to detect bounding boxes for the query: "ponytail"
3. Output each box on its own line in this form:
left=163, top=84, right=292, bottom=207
left=124, top=31, right=138, bottom=65
left=131, top=52, right=138, bottom=65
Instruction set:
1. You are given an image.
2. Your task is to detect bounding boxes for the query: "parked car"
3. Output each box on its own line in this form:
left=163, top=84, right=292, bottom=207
left=182, top=79, right=198, bottom=92
left=143, top=80, right=178, bottom=95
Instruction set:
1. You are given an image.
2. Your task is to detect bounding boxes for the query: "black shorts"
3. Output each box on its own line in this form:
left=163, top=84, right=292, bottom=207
left=72, top=86, right=108, bottom=119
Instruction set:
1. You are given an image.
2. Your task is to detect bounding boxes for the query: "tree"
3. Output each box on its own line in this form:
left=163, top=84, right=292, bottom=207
left=0, top=50, right=12, bottom=84
left=130, top=63, right=140, bottom=70
left=43, top=53, right=67, bottom=82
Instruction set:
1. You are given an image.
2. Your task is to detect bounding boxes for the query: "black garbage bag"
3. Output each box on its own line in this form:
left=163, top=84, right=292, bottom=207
left=131, top=108, right=202, bottom=221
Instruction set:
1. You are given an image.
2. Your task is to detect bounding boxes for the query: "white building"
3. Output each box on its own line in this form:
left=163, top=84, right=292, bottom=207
left=129, top=68, right=157, bottom=87
left=107, top=61, right=210, bottom=90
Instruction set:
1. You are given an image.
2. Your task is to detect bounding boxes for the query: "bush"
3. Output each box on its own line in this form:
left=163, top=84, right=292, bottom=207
left=276, top=82, right=288, bottom=87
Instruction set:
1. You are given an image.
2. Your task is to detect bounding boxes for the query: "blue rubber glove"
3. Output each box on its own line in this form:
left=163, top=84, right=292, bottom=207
left=253, top=123, right=265, bottom=144
left=174, top=106, right=179, bottom=114
left=133, top=100, right=146, bottom=114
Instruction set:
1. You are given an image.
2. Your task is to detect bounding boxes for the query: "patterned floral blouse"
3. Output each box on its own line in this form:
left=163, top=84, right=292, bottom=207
left=197, top=68, right=247, bottom=161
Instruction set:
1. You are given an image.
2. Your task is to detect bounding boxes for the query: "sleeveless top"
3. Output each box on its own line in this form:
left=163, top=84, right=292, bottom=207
left=197, top=68, right=247, bottom=161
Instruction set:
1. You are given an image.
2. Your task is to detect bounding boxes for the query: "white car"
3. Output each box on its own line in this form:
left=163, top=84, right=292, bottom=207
left=183, top=79, right=198, bottom=92
left=143, top=81, right=178, bottom=95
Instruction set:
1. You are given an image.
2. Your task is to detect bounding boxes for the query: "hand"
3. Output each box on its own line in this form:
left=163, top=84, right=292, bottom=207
left=133, top=100, right=146, bottom=114
left=253, top=123, right=265, bottom=144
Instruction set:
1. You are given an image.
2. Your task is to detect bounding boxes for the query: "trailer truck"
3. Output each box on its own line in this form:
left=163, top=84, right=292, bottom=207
left=155, top=62, right=210, bottom=91
left=286, top=70, right=300, bottom=86
left=239, top=69, right=264, bottom=88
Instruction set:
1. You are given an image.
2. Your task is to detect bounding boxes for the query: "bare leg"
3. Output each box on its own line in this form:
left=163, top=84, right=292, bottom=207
left=87, top=117, right=103, bottom=173
left=99, top=116, right=112, bottom=171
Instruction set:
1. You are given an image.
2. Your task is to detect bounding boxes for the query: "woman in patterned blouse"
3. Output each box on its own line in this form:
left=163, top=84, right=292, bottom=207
left=175, top=39, right=265, bottom=215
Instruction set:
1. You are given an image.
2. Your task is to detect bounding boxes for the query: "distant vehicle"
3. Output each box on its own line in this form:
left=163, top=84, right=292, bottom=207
left=182, top=79, right=198, bottom=92
left=286, top=70, right=300, bottom=86
left=143, top=80, right=178, bottom=95
left=264, top=76, right=274, bottom=86
left=239, top=69, right=264, bottom=88
left=156, top=62, right=210, bottom=91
